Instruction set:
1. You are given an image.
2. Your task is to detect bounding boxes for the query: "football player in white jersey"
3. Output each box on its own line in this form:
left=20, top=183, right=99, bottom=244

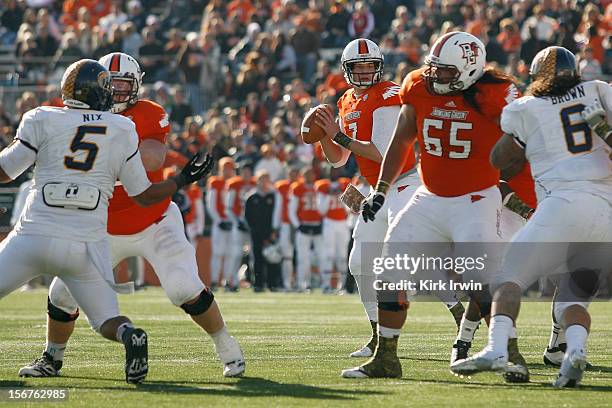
left=0, top=59, right=213, bottom=384
left=451, top=47, right=612, bottom=387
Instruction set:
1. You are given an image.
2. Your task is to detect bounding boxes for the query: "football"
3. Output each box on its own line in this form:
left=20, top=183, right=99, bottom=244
left=301, top=104, right=333, bottom=144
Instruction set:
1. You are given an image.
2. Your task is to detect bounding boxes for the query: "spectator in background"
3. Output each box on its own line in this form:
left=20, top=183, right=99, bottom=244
left=521, top=5, right=556, bottom=44
left=0, top=0, right=24, bottom=45
left=290, top=16, right=320, bottom=82
left=52, top=32, right=83, bottom=74
left=178, top=31, right=205, bottom=114
left=98, top=0, right=128, bottom=34
left=139, top=26, right=164, bottom=82
left=227, top=0, right=255, bottom=25
left=228, top=21, right=261, bottom=64
left=497, top=18, right=521, bottom=54
left=121, top=21, right=142, bottom=58
left=270, top=30, right=296, bottom=76
left=262, top=76, right=283, bottom=116
left=244, top=92, right=268, bottom=130
left=61, top=0, right=111, bottom=29
left=348, top=1, right=375, bottom=39
left=322, top=0, right=350, bottom=48
left=199, top=32, right=223, bottom=112
left=168, top=87, right=193, bottom=128
left=579, top=47, right=602, bottom=81
left=36, top=20, right=59, bottom=58
left=127, top=0, right=147, bottom=31
left=255, top=143, right=284, bottom=182
left=235, top=51, right=265, bottom=101
left=264, top=6, right=295, bottom=37
left=41, top=84, right=63, bottom=107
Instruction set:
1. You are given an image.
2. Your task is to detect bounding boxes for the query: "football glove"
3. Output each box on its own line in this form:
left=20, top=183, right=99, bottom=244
left=172, top=153, right=214, bottom=189
left=581, top=99, right=612, bottom=142
left=362, top=191, right=386, bottom=222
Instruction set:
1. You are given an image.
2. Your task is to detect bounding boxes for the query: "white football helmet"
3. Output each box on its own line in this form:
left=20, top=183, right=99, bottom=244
left=341, top=38, right=384, bottom=89
left=423, top=31, right=486, bottom=94
left=98, top=52, right=144, bottom=113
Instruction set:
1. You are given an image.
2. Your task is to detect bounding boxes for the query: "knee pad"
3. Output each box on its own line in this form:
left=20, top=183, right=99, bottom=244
left=568, top=268, right=600, bottom=299
left=377, top=290, right=409, bottom=312
left=47, top=297, right=79, bottom=322
left=180, top=288, right=215, bottom=316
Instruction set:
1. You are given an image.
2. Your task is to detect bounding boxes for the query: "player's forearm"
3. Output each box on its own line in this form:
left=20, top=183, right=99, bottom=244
left=378, top=105, right=417, bottom=185
left=133, top=180, right=178, bottom=207
left=319, top=136, right=345, bottom=164
left=0, top=167, right=12, bottom=183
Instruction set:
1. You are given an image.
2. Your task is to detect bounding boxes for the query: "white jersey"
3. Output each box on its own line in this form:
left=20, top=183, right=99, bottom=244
left=501, top=80, right=612, bottom=202
left=7, top=106, right=151, bottom=242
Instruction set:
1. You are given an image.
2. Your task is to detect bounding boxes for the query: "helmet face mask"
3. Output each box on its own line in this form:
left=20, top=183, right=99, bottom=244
left=98, top=52, right=143, bottom=113
left=341, top=39, right=384, bottom=90
left=422, top=32, right=486, bottom=95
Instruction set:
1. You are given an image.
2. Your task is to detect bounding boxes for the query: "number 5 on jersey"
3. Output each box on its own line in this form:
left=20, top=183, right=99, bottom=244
left=64, top=125, right=107, bottom=171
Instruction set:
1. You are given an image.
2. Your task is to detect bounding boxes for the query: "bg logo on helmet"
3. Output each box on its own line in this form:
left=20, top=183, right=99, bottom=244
left=459, top=42, right=480, bottom=65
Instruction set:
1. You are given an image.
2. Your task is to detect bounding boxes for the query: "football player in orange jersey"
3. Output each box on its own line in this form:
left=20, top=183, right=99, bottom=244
left=316, top=38, right=464, bottom=358
left=224, top=162, right=256, bottom=291
left=19, top=53, right=245, bottom=379
left=342, top=32, right=526, bottom=379
left=274, top=168, right=300, bottom=290
left=207, top=157, right=236, bottom=290
left=289, top=167, right=323, bottom=292
left=315, top=168, right=351, bottom=293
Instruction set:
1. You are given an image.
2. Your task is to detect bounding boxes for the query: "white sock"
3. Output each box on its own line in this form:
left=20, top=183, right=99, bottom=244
left=45, top=341, right=66, bottom=361
left=457, top=318, right=480, bottom=343
left=509, top=325, right=517, bottom=339
left=548, top=321, right=565, bottom=348
left=211, top=325, right=231, bottom=348
left=487, top=315, right=513, bottom=354
left=379, top=325, right=401, bottom=339
left=565, top=324, right=588, bottom=354
left=115, top=322, right=134, bottom=342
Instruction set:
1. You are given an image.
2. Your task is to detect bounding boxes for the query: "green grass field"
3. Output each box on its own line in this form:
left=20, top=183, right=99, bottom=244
left=1, top=289, right=611, bottom=407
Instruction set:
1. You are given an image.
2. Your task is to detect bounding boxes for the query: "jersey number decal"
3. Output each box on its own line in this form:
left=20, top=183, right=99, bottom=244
left=64, top=125, right=106, bottom=171
left=560, top=105, right=592, bottom=154
left=423, top=119, right=472, bottom=159
left=301, top=194, right=317, bottom=211
left=348, top=122, right=358, bottom=138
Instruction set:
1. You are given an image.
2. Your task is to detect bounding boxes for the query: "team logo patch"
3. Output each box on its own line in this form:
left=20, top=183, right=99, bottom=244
left=97, top=70, right=110, bottom=88
left=470, top=194, right=485, bottom=203
left=382, top=86, right=401, bottom=100
left=344, top=111, right=361, bottom=122
left=459, top=42, right=480, bottom=65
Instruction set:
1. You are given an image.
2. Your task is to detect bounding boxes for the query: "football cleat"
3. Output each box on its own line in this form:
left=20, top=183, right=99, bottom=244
left=342, top=337, right=402, bottom=378
left=18, top=353, right=62, bottom=377
left=553, top=349, right=588, bottom=388
left=350, top=345, right=374, bottom=358
left=122, top=328, right=148, bottom=384
left=504, top=338, right=529, bottom=383
left=215, top=335, right=246, bottom=378
left=544, top=343, right=592, bottom=369
left=450, top=340, right=471, bottom=364
left=450, top=348, right=508, bottom=376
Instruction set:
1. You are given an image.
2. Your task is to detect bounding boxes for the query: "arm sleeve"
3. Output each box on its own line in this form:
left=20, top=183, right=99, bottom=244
left=371, top=105, right=401, bottom=155
left=194, top=196, right=205, bottom=234
left=0, top=141, right=36, bottom=180
left=595, top=80, right=612, bottom=118
left=206, top=187, right=221, bottom=223
left=118, top=130, right=152, bottom=197
left=15, top=109, right=42, bottom=151
left=288, top=193, right=300, bottom=228
left=272, top=191, right=282, bottom=230
left=500, top=103, right=526, bottom=148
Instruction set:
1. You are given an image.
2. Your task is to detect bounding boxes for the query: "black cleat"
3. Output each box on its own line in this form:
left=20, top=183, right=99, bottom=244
left=450, top=340, right=471, bottom=365
left=122, top=328, right=148, bottom=384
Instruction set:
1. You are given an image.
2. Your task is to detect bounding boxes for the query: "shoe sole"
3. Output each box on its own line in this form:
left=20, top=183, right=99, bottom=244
left=125, top=329, right=148, bottom=384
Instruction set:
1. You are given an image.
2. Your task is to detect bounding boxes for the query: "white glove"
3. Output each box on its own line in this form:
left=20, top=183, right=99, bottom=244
left=581, top=99, right=611, bottom=140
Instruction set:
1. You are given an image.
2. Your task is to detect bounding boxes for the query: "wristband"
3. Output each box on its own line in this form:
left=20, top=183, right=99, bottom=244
left=375, top=180, right=390, bottom=196
left=333, top=131, right=353, bottom=149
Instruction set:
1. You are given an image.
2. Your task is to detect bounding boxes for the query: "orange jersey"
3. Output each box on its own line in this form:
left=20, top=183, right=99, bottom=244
left=507, top=164, right=537, bottom=209
left=226, top=176, right=256, bottom=217
left=275, top=179, right=291, bottom=224
left=207, top=176, right=227, bottom=220
left=184, top=184, right=202, bottom=224
left=315, top=178, right=350, bottom=221
left=400, top=68, right=519, bottom=197
left=290, top=181, right=322, bottom=223
left=108, top=100, right=171, bottom=235
left=337, top=80, right=416, bottom=186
